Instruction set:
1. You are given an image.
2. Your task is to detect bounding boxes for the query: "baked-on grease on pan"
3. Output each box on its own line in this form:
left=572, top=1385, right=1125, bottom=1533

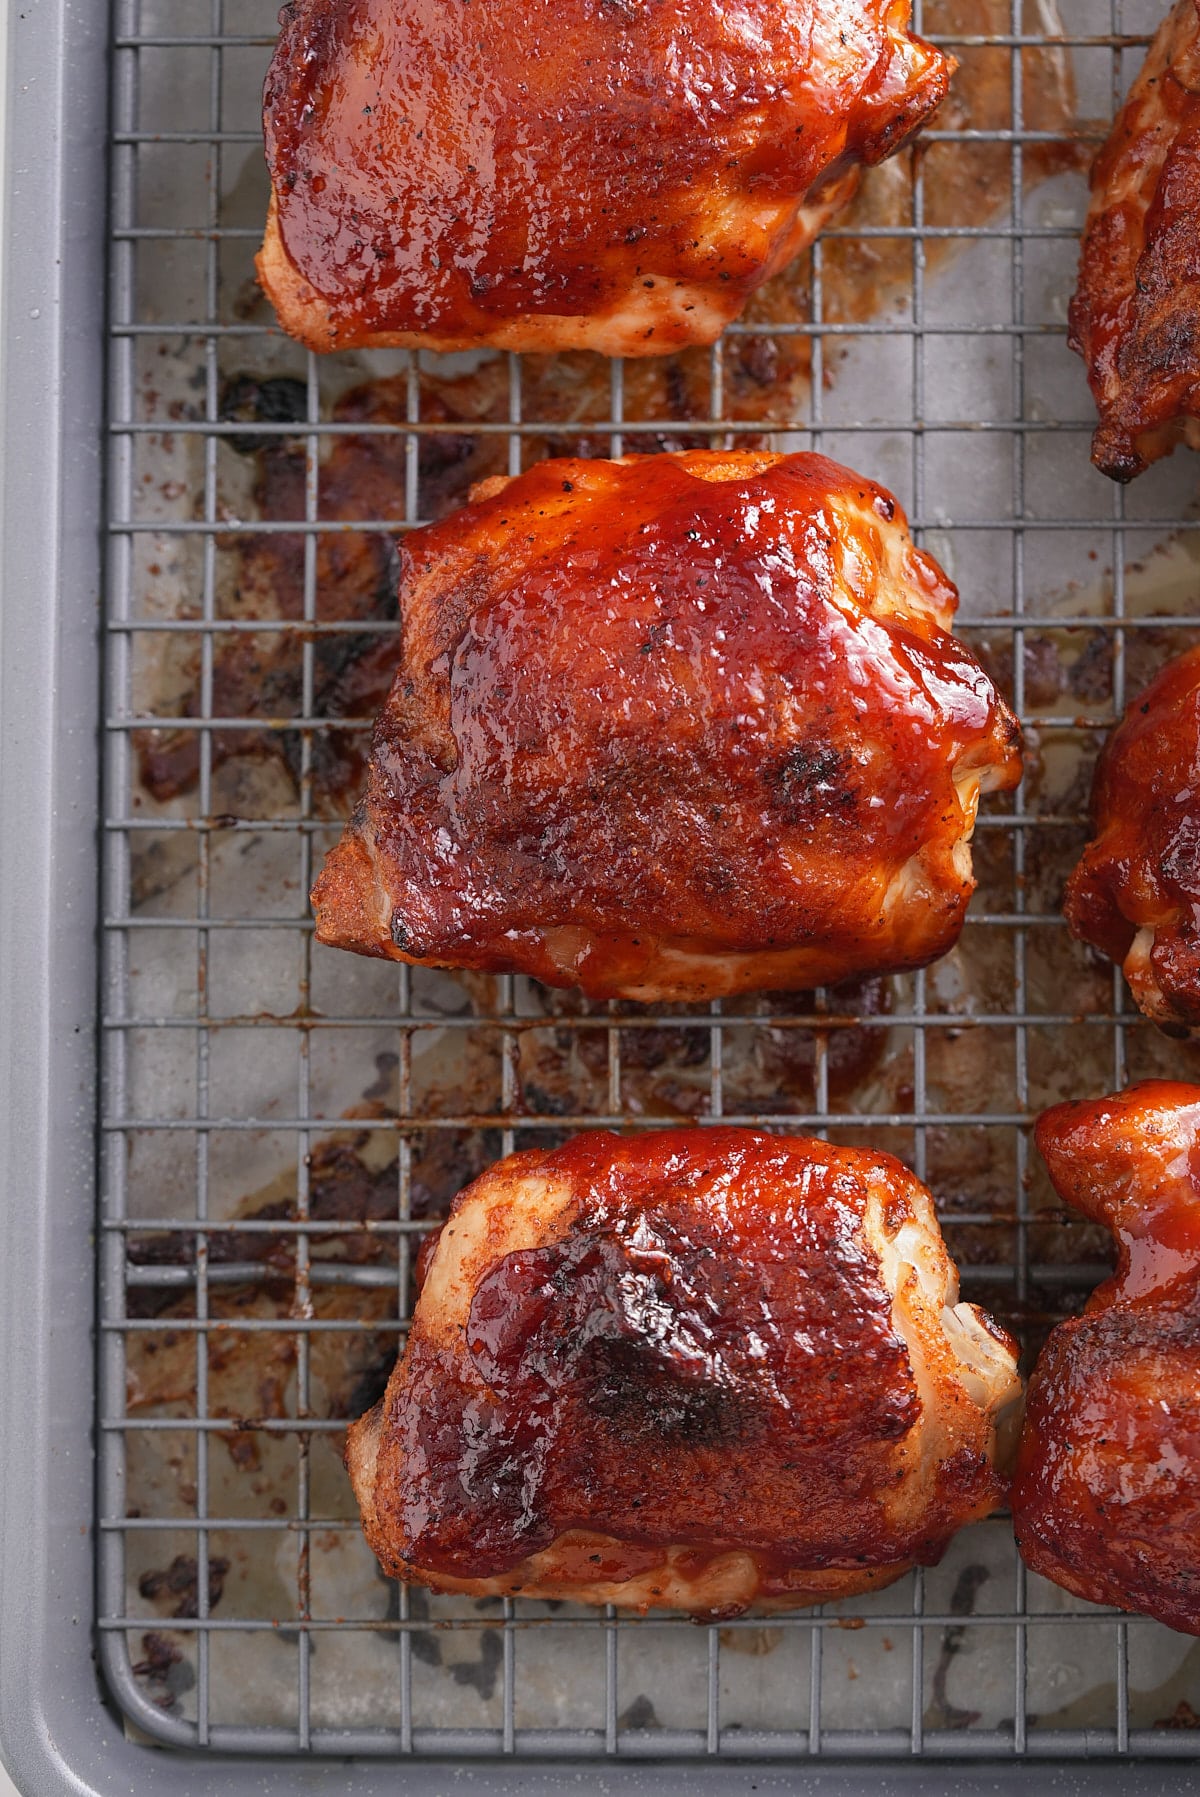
left=346, top=1127, right=1022, bottom=1616
left=1064, top=646, right=1200, bottom=1033
left=258, top=0, right=951, bottom=355
left=1013, top=1084, right=1200, bottom=1636
left=311, top=450, right=1023, bottom=1002
left=1069, top=0, right=1200, bottom=481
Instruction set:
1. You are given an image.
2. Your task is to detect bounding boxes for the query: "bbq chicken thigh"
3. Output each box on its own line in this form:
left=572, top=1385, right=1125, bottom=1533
left=258, top=0, right=952, bottom=356
left=1064, top=646, right=1200, bottom=1032
left=346, top=1129, right=1021, bottom=1615
left=311, top=450, right=1023, bottom=1003
left=1070, top=0, right=1200, bottom=481
left=1012, top=1084, right=1200, bottom=1634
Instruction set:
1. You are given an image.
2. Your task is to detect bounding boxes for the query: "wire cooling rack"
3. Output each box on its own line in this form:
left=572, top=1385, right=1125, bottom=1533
left=98, top=0, right=1200, bottom=1764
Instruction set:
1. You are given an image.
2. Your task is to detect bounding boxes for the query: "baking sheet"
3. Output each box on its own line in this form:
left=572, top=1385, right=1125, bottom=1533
left=99, top=0, right=1200, bottom=1759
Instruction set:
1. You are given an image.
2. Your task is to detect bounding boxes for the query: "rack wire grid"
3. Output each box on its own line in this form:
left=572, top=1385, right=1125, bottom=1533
left=97, top=0, right=1200, bottom=1767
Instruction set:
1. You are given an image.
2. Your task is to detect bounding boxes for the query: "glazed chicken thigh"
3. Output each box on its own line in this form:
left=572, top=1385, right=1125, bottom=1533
left=258, top=0, right=951, bottom=355
left=1070, top=0, right=1200, bottom=481
left=1012, top=1084, right=1200, bottom=1635
left=1064, top=646, right=1200, bottom=1031
left=311, top=450, right=1023, bottom=1003
left=346, top=1128, right=1021, bottom=1615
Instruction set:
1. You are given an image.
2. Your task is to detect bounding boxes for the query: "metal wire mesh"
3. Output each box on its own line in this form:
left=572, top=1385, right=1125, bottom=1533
left=98, top=0, right=1200, bottom=1762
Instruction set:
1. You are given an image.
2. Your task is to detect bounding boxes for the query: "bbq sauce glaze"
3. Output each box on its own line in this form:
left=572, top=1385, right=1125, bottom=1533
left=370, top=1129, right=1001, bottom=1585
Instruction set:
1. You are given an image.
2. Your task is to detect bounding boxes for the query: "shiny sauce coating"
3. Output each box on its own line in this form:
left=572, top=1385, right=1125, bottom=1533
left=1064, top=645, right=1200, bottom=1028
left=1069, top=0, right=1200, bottom=480
left=1013, top=1084, right=1200, bottom=1634
left=376, top=1129, right=990, bottom=1581
left=311, top=450, right=1022, bottom=999
left=262, top=0, right=949, bottom=349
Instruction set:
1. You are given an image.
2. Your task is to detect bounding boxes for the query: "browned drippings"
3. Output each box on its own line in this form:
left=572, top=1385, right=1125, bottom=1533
left=138, top=1553, right=231, bottom=1620
left=123, top=1120, right=500, bottom=1436
left=514, top=975, right=893, bottom=1123
left=126, top=1124, right=498, bottom=1316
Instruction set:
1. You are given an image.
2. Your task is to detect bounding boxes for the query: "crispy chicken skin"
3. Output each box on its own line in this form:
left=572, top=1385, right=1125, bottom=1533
left=258, top=0, right=951, bottom=356
left=310, top=450, right=1023, bottom=1003
left=1012, top=1084, right=1200, bottom=1634
left=1069, top=0, right=1200, bottom=481
left=1063, top=646, right=1200, bottom=1032
left=346, top=1128, right=1021, bottom=1616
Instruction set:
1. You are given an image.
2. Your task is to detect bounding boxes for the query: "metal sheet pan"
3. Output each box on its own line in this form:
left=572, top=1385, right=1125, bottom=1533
left=5, top=0, right=1200, bottom=1790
